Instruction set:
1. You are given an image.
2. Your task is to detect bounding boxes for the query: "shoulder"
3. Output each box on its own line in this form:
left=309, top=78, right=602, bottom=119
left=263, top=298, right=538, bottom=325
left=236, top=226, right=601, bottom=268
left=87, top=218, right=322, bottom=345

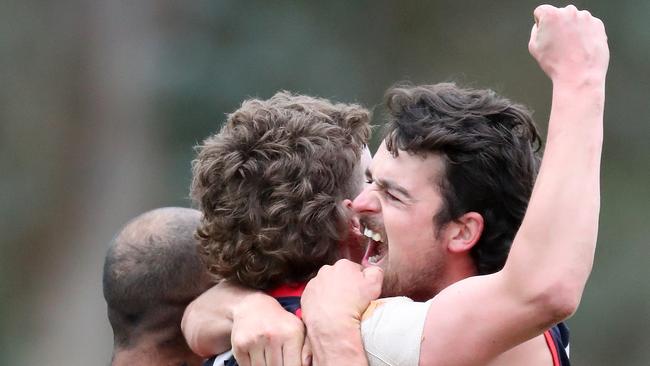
left=360, top=297, right=432, bottom=366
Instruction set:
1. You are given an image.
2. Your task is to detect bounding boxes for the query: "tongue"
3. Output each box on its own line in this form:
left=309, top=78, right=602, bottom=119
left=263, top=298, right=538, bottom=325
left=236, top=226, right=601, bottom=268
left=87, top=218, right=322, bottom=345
left=362, top=239, right=380, bottom=265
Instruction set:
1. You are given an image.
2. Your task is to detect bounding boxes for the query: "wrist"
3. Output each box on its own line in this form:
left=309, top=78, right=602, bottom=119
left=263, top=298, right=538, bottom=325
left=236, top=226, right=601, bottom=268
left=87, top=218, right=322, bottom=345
left=550, top=77, right=605, bottom=120
left=307, top=320, right=366, bottom=366
left=307, top=313, right=361, bottom=339
left=233, top=290, right=277, bottom=320
left=551, top=70, right=606, bottom=93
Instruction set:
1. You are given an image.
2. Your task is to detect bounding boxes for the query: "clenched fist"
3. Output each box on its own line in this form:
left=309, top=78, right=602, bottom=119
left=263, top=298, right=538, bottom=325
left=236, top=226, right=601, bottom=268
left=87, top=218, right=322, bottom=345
left=529, top=4, right=609, bottom=85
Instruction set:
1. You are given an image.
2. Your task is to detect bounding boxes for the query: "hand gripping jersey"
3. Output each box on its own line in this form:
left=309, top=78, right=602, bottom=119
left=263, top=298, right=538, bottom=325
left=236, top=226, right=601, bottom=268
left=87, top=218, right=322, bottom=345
left=203, top=284, right=305, bottom=366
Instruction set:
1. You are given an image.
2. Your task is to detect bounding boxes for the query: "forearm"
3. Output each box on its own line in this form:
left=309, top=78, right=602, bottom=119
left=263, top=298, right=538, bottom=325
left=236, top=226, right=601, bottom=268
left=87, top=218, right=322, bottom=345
left=506, top=78, right=605, bottom=316
left=181, top=281, right=256, bottom=357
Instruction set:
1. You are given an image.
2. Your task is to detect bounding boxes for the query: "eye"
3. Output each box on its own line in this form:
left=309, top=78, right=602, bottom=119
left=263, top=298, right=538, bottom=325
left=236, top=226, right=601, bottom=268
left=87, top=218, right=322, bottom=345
left=365, top=177, right=374, bottom=184
left=383, top=190, right=401, bottom=202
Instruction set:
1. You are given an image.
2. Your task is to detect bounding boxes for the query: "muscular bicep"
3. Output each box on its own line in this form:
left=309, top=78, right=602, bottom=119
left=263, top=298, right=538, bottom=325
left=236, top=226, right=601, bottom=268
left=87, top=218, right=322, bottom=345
left=419, top=273, right=551, bottom=366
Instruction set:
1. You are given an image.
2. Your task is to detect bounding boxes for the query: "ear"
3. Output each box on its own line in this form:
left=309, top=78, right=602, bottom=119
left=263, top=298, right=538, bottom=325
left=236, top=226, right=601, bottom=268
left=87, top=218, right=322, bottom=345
left=338, top=199, right=365, bottom=262
left=340, top=198, right=357, bottom=225
left=447, top=212, right=484, bottom=254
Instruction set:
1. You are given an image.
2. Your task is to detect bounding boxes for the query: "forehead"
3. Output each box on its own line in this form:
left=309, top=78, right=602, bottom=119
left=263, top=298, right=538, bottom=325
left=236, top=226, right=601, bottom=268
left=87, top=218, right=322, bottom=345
left=370, top=142, right=444, bottom=194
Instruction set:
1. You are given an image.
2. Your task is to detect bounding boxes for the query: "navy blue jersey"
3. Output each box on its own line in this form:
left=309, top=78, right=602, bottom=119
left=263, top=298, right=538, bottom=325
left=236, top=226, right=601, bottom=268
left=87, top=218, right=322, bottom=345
left=204, top=284, right=305, bottom=366
left=544, top=323, right=571, bottom=366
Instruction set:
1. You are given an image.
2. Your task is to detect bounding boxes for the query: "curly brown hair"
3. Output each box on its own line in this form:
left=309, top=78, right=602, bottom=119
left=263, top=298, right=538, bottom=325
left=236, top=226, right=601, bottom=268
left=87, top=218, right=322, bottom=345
left=191, top=91, right=371, bottom=290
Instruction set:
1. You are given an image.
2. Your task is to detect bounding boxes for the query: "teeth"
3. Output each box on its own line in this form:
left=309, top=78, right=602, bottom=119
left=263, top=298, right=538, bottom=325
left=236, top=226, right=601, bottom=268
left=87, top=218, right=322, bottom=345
left=364, top=228, right=372, bottom=238
left=368, top=254, right=381, bottom=264
left=363, top=227, right=383, bottom=243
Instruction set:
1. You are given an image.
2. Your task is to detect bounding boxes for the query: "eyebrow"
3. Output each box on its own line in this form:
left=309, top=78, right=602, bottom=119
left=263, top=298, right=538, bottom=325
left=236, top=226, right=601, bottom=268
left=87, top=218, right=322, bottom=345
left=365, top=168, right=413, bottom=200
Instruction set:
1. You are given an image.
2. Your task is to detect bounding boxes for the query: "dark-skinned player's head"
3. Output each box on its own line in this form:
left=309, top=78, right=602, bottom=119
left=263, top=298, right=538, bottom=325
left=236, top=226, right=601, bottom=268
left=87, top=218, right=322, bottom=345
left=102, top=207, right=215, bottom=366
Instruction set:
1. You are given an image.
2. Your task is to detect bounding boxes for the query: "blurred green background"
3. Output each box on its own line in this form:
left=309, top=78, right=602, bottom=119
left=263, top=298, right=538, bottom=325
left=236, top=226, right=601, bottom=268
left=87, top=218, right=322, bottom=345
left=1, top=0, right=648, bottom=364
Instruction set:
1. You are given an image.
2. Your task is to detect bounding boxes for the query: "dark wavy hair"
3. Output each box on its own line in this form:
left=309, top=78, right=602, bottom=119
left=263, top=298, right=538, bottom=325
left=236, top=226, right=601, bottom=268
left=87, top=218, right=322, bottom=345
left=384, top=83, right=541, bottom=275
left=191, top=91, right=371, bottom=290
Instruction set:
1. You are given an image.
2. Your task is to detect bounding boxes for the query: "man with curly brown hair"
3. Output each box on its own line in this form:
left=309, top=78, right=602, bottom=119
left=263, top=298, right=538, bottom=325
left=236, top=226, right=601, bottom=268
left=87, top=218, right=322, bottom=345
left=188, top=91, right=373, bottom=365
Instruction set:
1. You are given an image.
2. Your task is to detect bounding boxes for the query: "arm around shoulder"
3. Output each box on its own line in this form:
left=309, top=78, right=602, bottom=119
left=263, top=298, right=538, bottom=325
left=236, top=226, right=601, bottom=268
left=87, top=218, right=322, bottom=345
left=181, top=281, right=255, bottom=357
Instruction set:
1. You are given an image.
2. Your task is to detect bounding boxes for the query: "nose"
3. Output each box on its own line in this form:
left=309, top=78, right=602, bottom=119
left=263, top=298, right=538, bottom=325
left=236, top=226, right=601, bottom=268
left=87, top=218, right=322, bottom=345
left=351, top=185, right=380, bottom=214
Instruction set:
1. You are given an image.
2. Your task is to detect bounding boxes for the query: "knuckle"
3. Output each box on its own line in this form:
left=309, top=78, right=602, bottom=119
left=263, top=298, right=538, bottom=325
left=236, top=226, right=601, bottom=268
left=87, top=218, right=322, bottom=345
left=317, top=264, right=331, bottom=275
left=232, top=335, right=252, bottom=349
left=254, top=330, right=272, bottom=344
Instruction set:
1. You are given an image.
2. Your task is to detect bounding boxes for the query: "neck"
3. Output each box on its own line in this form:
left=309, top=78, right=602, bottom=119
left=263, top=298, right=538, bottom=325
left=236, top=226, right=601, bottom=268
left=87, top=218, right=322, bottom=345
left=437, top=254, right=478, bottom=292
left=112, top=340, right=203, bottom=366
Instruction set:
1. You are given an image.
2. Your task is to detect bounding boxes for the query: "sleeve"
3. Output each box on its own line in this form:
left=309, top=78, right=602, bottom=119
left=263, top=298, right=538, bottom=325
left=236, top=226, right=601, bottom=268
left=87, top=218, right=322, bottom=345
left=360, top=297, right=431, bottom=366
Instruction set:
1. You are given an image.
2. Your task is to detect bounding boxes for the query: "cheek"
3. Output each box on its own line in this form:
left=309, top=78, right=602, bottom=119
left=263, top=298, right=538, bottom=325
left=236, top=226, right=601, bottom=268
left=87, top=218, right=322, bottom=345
left=387, top=210, right=436, bottom=259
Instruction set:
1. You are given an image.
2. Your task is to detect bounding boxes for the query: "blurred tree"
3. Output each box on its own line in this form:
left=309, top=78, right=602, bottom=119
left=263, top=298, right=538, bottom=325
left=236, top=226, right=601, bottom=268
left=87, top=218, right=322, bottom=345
left=1, top=0, right=648, bottom=364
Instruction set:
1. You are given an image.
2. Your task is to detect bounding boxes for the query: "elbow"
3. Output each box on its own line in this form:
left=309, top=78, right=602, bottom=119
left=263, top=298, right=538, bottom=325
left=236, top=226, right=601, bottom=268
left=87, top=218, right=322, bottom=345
left=181, top=301, right=210, bottom=358
left=534, top=280, right=583, bottom=325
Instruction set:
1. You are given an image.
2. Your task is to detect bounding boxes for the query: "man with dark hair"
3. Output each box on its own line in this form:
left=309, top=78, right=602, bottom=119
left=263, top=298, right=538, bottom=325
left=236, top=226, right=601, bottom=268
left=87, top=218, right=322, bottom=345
left=103, top=207, right=216, bottom=366
left=301, top=5, right=607, bottom=365
left=183, top=5, right=607, bottom=366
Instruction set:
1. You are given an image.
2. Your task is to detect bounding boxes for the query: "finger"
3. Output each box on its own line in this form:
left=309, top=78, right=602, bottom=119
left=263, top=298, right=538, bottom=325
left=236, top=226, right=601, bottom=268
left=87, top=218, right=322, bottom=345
left=233, top=349, right=252, bottom=366
left=282, top=332, right=305, bottom=366
left=249, top=347, right=266, bottom=366
left=337, top=259, right=364, bottom=273
left=362, top=265, right=383, bottom=284
left=533, top=4, right=555, bottom=25
left=316, top=264, right=332, bottom=276
left=565, top=4, right=578, bottom=13
left=232, top=333, right=255, bottom=366
left=301, top=336, right=313, bottom=366
left=334, top=258, right=355, bottom=268
left=264, top=344, right=283, bottom=366
left=363, top=266, right=384, bottom=298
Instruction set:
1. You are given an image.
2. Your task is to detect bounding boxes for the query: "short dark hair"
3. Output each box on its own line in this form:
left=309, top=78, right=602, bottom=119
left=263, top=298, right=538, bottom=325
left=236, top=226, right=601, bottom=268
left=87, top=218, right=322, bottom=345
left=191, top=91, right=371, bottom=290
left=384, top=83, right=541, bottom=275
left=102, top=207, right=214, bottom=349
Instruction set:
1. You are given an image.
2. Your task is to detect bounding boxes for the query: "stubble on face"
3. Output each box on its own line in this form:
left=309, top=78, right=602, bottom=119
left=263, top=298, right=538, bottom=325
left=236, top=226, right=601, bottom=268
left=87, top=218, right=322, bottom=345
left=380, top=245, right=446, bottom=302
left=371, top=145, right=449, bottom=301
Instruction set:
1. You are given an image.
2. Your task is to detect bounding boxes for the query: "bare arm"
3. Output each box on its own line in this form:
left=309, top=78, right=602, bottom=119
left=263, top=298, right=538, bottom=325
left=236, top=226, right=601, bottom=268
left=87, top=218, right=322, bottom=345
left=300, top=5, right=608, bottom=366
left=419, top=5, right=608, bottom=365
left=182, top=280, right=305, bottom=366
left=181, top=280, right=256, bottom=357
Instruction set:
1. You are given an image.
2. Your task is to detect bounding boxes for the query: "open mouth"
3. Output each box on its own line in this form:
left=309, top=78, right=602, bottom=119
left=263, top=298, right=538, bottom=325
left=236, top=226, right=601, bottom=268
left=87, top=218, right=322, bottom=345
left=362, top=227, right=387, bottom=267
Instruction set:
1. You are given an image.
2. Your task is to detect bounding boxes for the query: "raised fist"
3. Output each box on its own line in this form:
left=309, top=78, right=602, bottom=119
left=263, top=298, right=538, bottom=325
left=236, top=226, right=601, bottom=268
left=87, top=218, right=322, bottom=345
left=529, top=4, right=609, bottom=85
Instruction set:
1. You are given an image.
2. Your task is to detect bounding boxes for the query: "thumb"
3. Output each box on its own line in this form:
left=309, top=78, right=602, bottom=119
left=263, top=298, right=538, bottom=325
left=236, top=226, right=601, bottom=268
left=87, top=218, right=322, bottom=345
left=301, top=336, right=313, bottom=366
left=362, top=266, right=383, bottom=292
